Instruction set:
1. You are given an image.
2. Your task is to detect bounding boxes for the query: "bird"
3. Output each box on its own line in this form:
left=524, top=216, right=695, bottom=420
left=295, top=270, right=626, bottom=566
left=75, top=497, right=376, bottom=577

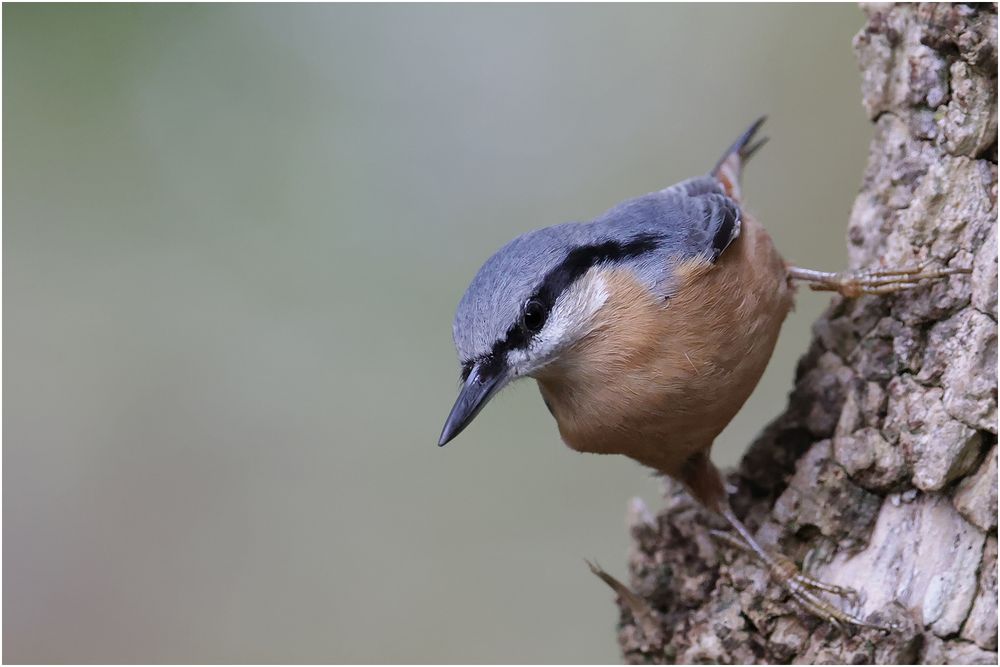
left=437, top=117, right=964, bottom=629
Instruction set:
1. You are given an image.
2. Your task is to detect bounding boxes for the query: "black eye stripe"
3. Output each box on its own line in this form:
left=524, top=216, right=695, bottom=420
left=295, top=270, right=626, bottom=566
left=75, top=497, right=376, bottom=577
left=461, top=233, right=662, bottom=381
left=533, top=234, right=661, bottom=312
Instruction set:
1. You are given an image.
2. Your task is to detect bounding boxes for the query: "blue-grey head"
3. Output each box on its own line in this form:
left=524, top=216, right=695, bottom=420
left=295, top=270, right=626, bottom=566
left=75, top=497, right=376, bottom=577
left=435, top=171, right=744, bottom=447
left=437, top=224, right=656, bottom=445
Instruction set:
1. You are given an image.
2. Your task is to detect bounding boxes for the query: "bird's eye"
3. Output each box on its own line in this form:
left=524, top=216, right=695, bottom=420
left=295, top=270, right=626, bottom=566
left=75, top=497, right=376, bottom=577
left=521, top=298, right=548, bottom=334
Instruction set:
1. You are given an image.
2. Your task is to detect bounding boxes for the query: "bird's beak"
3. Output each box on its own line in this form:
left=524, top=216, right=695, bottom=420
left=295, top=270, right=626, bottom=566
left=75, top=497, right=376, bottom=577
left=438, top=362, right=508, bottom=446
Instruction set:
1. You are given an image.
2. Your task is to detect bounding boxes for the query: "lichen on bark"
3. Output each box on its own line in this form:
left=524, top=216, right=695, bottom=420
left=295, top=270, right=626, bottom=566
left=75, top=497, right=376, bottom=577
left=611, top=4, right=998, bottom=663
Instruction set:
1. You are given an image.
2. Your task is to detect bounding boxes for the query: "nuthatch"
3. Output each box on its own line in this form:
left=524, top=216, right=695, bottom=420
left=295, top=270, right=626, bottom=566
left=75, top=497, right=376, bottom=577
left=439, top=118, right=964, bottom=628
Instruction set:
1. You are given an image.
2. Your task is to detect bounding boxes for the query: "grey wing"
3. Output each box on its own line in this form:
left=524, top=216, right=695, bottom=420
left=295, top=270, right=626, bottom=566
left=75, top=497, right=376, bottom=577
left=654, top=176, right=742, bottom=264
left=659, top=175, right=726, bottom=200
left=586, top=174, right=743, bottom=301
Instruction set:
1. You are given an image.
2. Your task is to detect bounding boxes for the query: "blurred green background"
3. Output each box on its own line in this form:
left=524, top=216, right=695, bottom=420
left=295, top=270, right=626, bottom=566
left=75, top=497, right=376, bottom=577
left=4, top=4, right=869, bottom=663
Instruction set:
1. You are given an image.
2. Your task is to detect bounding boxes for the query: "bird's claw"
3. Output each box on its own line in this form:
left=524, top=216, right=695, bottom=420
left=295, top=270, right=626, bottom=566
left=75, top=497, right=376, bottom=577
left=778, top=560, right=890, bottom=632
left=710, top=529, right=891, bottom=633
left=789, top=569, right=858, bottom=602
left=789, top=262, right=971, bottom=297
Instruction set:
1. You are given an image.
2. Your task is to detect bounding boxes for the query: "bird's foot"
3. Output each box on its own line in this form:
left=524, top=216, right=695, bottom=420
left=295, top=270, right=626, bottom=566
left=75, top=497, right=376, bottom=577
left=787, top=262, right=970, bottom=297
left=710, top=529, right=892, bottom=632
left=769, top=552, right=891, bottom=633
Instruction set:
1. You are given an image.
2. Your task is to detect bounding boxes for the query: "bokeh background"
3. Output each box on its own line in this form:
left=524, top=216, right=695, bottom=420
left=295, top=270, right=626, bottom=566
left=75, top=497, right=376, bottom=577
left=5, top=4, right=870, bottom=663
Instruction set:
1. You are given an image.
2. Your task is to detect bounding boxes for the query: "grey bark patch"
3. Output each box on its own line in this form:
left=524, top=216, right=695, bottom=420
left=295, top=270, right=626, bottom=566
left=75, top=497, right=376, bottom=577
left=960, top=535, right=998, bottom=651
left=953, top=445, right=998, bottom=532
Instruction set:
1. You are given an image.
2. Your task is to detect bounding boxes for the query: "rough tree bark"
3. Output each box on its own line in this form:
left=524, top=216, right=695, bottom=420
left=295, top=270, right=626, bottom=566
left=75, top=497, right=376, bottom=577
left=610, top=4, right=998, bottom=663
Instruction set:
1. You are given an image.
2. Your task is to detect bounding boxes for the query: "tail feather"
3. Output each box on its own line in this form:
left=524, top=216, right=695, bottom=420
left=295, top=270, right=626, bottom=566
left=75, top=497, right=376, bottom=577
left=712, top=116, right=767, bottom=202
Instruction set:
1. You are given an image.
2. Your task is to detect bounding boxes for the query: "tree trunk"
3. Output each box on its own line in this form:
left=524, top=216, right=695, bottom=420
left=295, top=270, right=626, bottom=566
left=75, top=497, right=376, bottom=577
left=611, top=4, right=998, bottom=663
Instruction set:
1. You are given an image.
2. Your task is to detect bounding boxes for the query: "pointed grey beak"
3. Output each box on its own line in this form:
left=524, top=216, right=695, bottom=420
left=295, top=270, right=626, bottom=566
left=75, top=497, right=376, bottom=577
left=438, top=362, right=508, bottom=446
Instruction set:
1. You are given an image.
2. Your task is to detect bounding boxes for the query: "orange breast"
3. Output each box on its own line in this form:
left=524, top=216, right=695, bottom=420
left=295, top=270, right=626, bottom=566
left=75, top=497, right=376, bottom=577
left=535, top=215, right=793, bottom=478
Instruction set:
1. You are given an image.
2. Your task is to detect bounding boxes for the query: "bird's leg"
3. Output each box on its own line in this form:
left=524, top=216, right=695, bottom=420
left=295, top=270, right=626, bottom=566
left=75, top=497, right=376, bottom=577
left=787, top=262, right=970, bottom=298
left=711, top=509, right=890, bottom=632
left=679, top=452, right=889, bottom=631
left=708, top=530, right=856, bottom=598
